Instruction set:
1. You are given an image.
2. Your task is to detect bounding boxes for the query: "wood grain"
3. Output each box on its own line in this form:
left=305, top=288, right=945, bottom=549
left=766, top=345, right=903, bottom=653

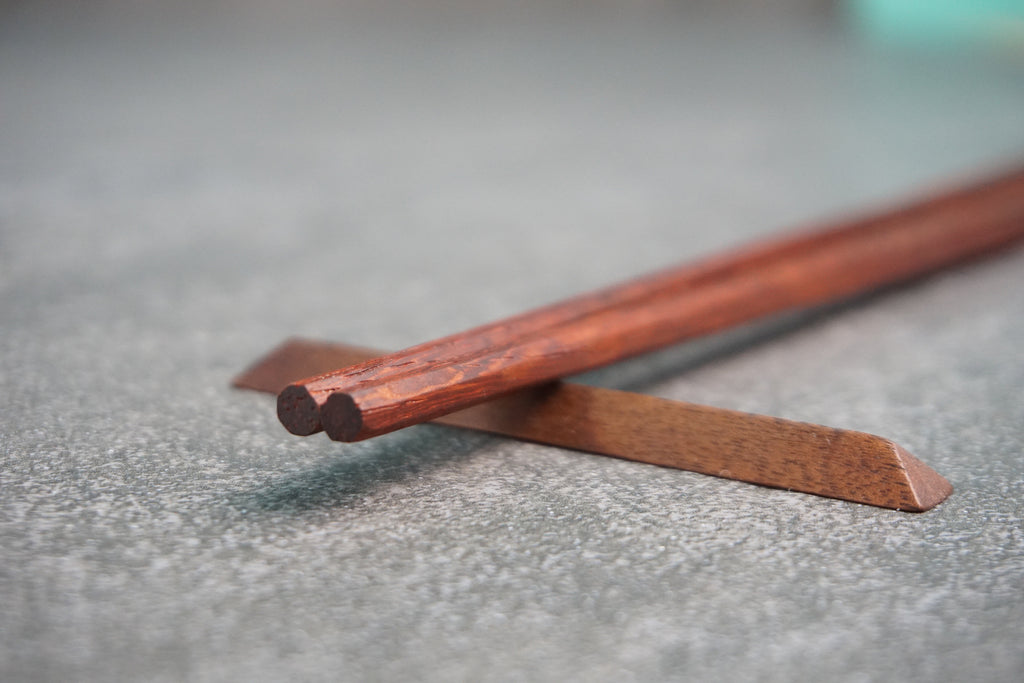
left=283, top=165, right=1024, bottom=441
left=279, top=166, right=1024, bottom=437
left=242, top=338, right=952, bottom=511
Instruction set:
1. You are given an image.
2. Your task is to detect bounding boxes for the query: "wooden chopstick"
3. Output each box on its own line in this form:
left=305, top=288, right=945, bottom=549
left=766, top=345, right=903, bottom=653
left=240, top=338, right=952, bottom=511
left=277, top=166, right=1023, bottom=439
left=276, top=165, right=1024, bottom=442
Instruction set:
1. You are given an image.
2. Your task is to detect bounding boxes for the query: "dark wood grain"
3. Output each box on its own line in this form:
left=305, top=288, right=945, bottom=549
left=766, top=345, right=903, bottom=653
left=243, top=338, right=952, bottom=511
left=274, top=165, right=1024, bottom=442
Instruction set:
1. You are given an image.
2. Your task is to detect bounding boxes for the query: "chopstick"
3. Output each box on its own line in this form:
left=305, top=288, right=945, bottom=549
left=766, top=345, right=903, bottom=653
left=240, top=338, right=953, bottom=511
left=275, top=165, right=1024, bottom=442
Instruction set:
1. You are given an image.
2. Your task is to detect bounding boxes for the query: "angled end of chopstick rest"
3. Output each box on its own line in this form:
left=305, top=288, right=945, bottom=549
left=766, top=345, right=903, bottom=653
left=233, top=338, right=953, bottom=512
left=792, top=434, right=952, bottom=512
left=884, top=443, right=954, bottom=512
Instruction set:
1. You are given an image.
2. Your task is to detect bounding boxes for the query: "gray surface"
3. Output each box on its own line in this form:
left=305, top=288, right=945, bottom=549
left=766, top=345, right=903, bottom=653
left=2, top=3, right=1024, bottom=681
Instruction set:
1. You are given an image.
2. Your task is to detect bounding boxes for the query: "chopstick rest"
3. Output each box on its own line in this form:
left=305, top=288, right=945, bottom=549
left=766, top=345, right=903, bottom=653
left=239, top=338, right=953, bottom=511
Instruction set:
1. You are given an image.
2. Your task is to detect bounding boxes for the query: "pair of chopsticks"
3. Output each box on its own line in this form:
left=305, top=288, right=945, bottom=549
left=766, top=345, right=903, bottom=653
left=240, top=164, right=1024, bottom=511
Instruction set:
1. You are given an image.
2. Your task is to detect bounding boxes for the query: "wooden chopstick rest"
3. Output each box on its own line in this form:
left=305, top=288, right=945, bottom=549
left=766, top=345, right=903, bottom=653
left=277, top=165, right=1024, bottom=442
left=239, top=338, right=953, bottom=512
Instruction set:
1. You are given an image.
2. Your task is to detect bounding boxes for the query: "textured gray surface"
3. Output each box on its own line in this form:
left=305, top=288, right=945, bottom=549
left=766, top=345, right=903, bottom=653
left=2, top=3, right=1024, bottom=681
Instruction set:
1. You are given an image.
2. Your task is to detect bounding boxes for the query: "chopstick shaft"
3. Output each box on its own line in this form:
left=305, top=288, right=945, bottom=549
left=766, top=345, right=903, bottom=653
left=277, top=165, right=1024, bottom=442
left=278, top=167, right=1021, bottom=438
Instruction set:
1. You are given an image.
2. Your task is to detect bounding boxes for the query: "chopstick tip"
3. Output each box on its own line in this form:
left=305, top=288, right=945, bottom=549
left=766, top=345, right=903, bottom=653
left=322, top=392, right=365, bottom=442
left=277, top=383, right=325, bottom=436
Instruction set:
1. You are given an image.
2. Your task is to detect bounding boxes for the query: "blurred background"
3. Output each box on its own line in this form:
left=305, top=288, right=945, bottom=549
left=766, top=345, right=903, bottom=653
left=3, top=2, right=1024, bottom=681
left=4, top=0, right=1023, bottom=347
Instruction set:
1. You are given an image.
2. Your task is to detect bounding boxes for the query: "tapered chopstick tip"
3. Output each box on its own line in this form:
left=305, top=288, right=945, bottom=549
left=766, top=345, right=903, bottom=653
left=322, top=392, right=364, bottom=441
left=277, top=383, right=325, bottom=436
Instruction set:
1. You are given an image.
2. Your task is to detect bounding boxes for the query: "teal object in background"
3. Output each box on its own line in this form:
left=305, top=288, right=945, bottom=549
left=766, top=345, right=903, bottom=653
left=848, top=0, right=1024, bottom=49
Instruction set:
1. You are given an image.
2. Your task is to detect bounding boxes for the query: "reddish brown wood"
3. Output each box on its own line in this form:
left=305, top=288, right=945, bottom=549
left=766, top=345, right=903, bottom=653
left=244, top=338, right=952, bottom=511
left=274, top=165, right=1024, bottom=442
left=278, top=166, right=1023, bottom=437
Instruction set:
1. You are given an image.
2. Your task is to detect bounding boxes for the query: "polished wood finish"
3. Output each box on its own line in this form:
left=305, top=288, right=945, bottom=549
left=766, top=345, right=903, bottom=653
left=242, top=338, right=952, bottom=511
left=276, top=165, right=1024, bottom=442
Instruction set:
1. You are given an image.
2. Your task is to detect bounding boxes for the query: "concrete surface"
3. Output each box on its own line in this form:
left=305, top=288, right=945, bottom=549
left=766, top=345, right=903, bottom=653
left=2, top=3, right=1023, bottom=681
